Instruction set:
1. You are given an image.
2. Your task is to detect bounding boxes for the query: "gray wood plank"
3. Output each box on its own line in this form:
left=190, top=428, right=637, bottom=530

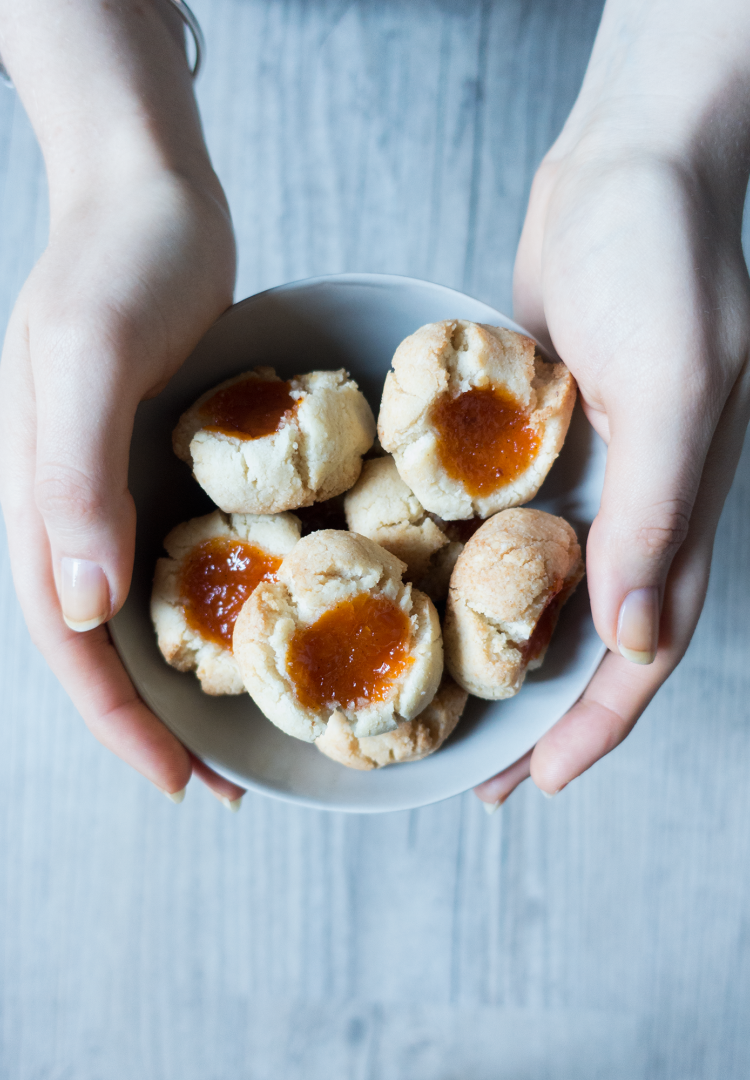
left=1, top=1, right=750, bottom=1078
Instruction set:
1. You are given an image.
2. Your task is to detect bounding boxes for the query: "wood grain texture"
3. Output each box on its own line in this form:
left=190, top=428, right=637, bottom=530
left=1, top=1, right=750, bottom=1077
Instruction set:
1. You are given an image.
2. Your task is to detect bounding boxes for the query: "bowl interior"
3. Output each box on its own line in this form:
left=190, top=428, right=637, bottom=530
left=110, top=274, right=606, bottom=812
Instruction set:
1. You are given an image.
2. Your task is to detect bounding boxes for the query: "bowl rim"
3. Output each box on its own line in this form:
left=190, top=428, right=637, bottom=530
left=111, top=271, right=606, bottom=812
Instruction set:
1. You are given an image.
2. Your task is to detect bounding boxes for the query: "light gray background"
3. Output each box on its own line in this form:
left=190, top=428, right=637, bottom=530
left=1, top=1, right=749, bottom=1077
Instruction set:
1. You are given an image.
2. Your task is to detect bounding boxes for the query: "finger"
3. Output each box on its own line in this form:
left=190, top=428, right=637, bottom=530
left=5, top=504, right=193, bottom=796
left=517, top=160, right=708, bottom=664
left=586, top=394, right=713, bottom=661
left=0, top=309, right=191, bottom=798
left=530, top=650, right=663, bottom=794
left=480, top=375, right=750, bottom=797
left=189, top=753, right=246, bottom=811
left=5, top=502, right=193, bottom=796
left=57, top=626, right=193, bottom=797
left=529, top=561, right=703, bottom=792
left=30, top=315, right=141, bottom=632
left=474, top=749, right=532, bottom=812
left=498, top=556, right=693, bottom=799
left=512, top=161, right=556, bottom=348
left=591, top=336, right=750, bottom=661
left=531, top=388, right=750, bottom=795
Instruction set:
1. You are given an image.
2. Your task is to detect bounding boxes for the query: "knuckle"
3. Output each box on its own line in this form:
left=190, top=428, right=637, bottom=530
left=34, top=464, right=105, bottom=531
left=634, top=499, right=692, bottom=561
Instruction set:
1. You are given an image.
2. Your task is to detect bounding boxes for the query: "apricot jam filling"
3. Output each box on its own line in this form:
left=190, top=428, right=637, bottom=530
left=431, top=385, right=540, bottom=497
left=181, top=537, right=281, bottom=647
left=201, top=378, right=297, bottom=440
left=286, top=593, right=413, bottom=711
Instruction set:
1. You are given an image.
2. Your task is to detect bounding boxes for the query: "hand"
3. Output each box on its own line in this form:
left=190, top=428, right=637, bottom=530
left=476, top=121, right=750, bottom=808
left=0, top=167, right=245, bottom=805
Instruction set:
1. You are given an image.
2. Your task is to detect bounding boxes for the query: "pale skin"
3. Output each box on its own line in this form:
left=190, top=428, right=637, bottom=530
left=0, top=1, right=748, bottom=810
left=477, top=0, right=750, bottom=805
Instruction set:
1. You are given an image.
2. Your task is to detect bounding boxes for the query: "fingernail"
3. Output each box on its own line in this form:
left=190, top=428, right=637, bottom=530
left=163, top=787, right=186, bottom=804
left=60, top=558, right=110, bottom=632
left=483, top=800, right=501, bottom=815
left=208, top=786, right=244, bottom=811
left=541, top=790, right=556, bottom=800
left=617, top=586, right=659, bottom=665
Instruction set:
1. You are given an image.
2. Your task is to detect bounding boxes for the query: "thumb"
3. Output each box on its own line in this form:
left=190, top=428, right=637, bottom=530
left=512, top=160, right=558, bottom=349
left=587, top=402, right=710, bottom=665
left=33, top=333, right=139, bottom=632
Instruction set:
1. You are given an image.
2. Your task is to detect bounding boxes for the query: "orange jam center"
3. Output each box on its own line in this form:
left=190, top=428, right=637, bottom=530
left=521, top=586, right=565, bottom=665
left=431, top=385, right=541, bottom=496
left=201, top=378, right=296, bottom=440
left=286, top=593, right=413, bottom=711
left=180, top=537, right=281, bottom=647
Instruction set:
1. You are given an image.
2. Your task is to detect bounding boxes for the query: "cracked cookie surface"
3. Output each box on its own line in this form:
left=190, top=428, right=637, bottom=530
left=314, top=673, right=467, bottom=770
left=444, top=508, right=584, bottom=699
left=151, top=510, right=301, bottom=695
left=378, top=321, right=576, bottom=520
left=173, top=366, right=375, bottom=514
left=233, top=530, right=443, bottom=742
left=344, top=454, right=462, bottom=602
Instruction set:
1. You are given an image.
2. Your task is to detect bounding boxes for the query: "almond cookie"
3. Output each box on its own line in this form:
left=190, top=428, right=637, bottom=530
left=233, top=530, right=443, bottom=742
left=344, top=455, right=462, bottom=602
left=314, top=673, right=467, bottom=770
left=151, top=510, right=301, bottom=694
left=378, top=320, right=576, bottom=520
left=444, top=508, right=584, bottom=700
left=173, top=366, right=376, bottom=514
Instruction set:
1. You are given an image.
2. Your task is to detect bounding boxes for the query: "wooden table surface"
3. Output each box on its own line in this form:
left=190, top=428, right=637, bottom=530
left=1, top=2, right=749, bottom=1077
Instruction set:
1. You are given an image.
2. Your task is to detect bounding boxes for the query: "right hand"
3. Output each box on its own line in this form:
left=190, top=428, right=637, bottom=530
left=476, top=129, right=750, bottom=808
left=0, top=165, right=245, bottom=804
left=473, top=0, right=750, bottom=811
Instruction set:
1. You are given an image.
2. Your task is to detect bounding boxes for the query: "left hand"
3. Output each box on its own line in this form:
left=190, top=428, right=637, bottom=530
left=0, top=170, right=245, bottom=807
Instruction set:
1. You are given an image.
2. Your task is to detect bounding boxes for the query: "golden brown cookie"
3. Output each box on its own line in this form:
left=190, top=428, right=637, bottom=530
left=378, top=321, right=576, bottom=520
left=173, top=366, right=375, bottom=514
left=233, top=530, right=443, bottom=742
left=343, top=455, right=462, bottom=602
left=314, top=673, right=467, bottom=770
left=151, top=510, right=301, bottom=694
left=444, top=508, right=584, bottom=699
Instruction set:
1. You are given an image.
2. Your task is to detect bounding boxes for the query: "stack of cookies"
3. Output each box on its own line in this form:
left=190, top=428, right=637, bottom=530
left=151, top=320, right=583, bottom=771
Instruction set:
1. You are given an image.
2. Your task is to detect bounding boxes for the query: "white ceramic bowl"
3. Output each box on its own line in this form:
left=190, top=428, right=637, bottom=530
left=110, top=273, right=606, bottom=813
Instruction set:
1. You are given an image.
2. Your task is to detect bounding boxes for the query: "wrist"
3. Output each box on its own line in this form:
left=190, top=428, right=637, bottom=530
left=0, top=0, right=212, bottom=215
left=45, top=127, right=224, bottom=231
left=45, top=164, right=232, bottom=270
left=546, top=0, right=750, bottom=202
